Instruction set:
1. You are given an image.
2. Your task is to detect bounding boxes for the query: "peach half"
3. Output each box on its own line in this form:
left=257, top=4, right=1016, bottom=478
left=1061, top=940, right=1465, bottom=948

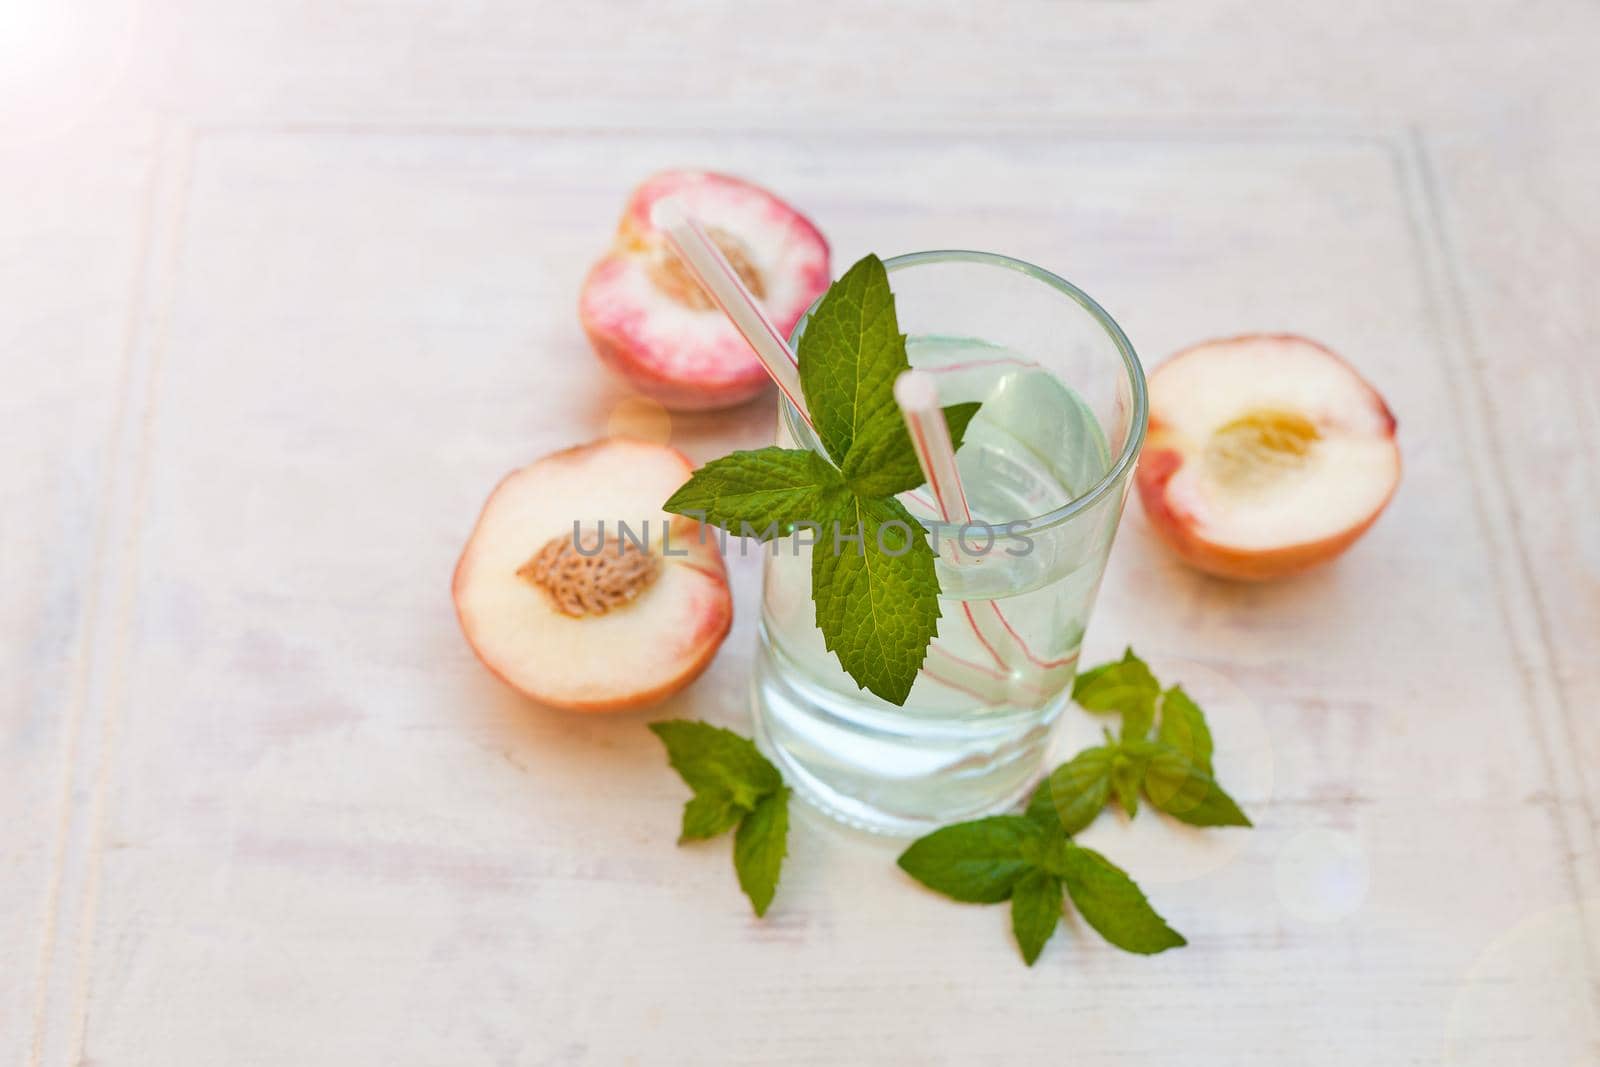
left=579, top=170, right=830, bottom=411
left=1135, top=334, right=1401, bottom=581
left=453, top=438, right=733, bottom=712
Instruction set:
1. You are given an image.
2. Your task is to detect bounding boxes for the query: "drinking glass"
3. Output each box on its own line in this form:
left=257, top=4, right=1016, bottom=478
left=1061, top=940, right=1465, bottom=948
left=752, top=251, right=1146, bottom=835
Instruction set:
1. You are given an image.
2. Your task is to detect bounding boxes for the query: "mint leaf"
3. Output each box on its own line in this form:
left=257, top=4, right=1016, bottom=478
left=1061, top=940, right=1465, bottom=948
left=679, top=792, right=742, bottom=842
left=649, top=720, right=782, bottom=810
left=664, top=447, right=844, bottom=539
left=897, top=815, right=1043, bottom=903
left=1110, top=751, right=1144, bottom=818
left=942, top=401, right=982, bottom=455
left=811, top=493, right=939, bottom=705
left=1024, top=778, right=1058, bottom=826
left=796, top=254, right=906, bottom=465
left=1026, top=745, right=1114, bottom=835
left=1121, top=705, right=1156, bottom=742
left=1143, top=747, right=1251, bottom=827
left=840, top=401, right=982, bottom=498
left=1157, top=686, right=1214, bottom=773
left=651, top=721, right=791, bottom=917
left=733, top=788, right=790, bottom=917
left=1010, top=869, right=1063, bottom=966
left=1073, top=648, right=1160, bottom=739
left=1058, top=843, right=1187, bottom=955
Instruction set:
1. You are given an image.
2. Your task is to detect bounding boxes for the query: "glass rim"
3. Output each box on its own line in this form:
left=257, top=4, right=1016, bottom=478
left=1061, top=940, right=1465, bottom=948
left=782, top=249, right=1148, bottom=534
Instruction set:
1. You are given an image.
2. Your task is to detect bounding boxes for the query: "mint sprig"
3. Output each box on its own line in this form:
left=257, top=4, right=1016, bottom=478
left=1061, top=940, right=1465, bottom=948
left=650, top=654, right=1247, bottom=957
left=898, top=814, right=1185, bottom=964
left=1036, top=650, right=1252, bottom=832
left=904, top=651, right=1250, bottom=964
left=664, top=253, right=979, bottom=706
left=650, top=720, right=790, bottom=916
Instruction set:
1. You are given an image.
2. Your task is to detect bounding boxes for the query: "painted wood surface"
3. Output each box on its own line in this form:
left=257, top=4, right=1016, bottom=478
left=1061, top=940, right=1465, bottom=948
left=4, top=1, right=1597, bottom=1063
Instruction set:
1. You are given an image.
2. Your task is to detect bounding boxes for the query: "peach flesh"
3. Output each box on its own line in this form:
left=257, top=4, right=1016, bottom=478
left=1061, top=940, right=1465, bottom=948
left=453, top=438, right=733, bottom=712
left=1135, top=334, right=1400, bottom=582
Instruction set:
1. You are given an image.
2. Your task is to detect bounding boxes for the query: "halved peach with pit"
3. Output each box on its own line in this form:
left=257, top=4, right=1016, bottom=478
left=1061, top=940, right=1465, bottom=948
left=1136, top=334, right=1401, bottom=581
left=453, top=438, right=733, bottom=712
left=579, top=170, right=830, bottom=411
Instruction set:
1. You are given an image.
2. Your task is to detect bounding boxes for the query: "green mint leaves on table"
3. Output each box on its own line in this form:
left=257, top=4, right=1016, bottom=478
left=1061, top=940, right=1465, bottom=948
left=663, top=254, right=978, bottom=706
left=1046, top=649, right=1251, bottom=829
left=904, top=650, right=1249, bottom=965
left=650, top=720, right=790, bottom=917
left=898, top=815, right=1186, bottom=964
left=1029, top=649, right=1252, bottom=831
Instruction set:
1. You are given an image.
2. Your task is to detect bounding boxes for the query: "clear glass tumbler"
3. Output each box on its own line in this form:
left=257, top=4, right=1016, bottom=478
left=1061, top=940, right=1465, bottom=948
left=752, top=251, right=1146, bottom=835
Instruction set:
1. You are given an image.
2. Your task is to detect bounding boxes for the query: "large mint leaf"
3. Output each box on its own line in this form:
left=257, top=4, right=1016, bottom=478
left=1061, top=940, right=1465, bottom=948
left=841, top=401, right=982, bottom=498
left=1010, top=869, right=1063, bottom=966
left=811, top=493, right=940, bottom=705
left=649, top=720, right=782, bottom=812
left=796, top=254, right=906, bottom=465
left=664, top=447, right=844, bottom=540
left=897, top=815, right=1044, bottom=903
left=1058, top=843, right=1187, bottom=955
left=733, top=788, right=790, bottom=917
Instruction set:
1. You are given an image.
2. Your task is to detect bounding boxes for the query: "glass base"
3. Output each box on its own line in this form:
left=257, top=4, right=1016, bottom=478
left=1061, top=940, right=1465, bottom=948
left=751, top=624, right=1064, bottom=836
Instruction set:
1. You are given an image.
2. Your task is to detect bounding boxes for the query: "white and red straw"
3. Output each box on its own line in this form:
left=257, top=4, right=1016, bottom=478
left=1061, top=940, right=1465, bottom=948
left=894, top=372, right=1073, bottom=679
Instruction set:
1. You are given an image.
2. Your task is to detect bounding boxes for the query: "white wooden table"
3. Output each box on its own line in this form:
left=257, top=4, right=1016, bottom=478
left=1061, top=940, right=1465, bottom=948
left=5, top=2, right=1598, bottom=1063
